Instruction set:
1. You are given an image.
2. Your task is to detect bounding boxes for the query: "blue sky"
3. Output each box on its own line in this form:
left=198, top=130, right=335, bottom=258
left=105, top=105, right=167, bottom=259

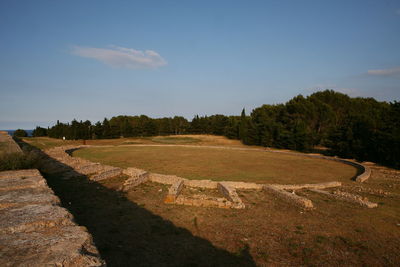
left=1, top=0, right=399, bottom=129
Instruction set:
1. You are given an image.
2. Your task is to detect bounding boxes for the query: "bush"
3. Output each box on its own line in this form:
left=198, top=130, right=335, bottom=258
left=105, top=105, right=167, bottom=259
left=13, top=129, right=28, bottom=138
left=0, top=151, right=40, bottom=171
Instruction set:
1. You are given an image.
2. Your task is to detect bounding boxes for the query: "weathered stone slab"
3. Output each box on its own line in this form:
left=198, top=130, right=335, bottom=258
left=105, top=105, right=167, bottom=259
left=0, top=188, right=59, bottom=209
left=175, top=194, right=232, bottom=208
left=310, top=189, right=378, bottom=208
left=149, top=173, right=186, bottom=185
left=164, top=180, right=184, bottom=203
left=220, top=181, right=263, bottom=190
left=184, top=179, right=218, bottom=189
left=0, top=172, right=47, bottom=191
left=218, top=182, right=245, bottom=209
left=0, top=169, right=41, bottom=179
left=0, top=226, right=105, bottom=267
left=263, top=185, right=314, bottom=209
left=0, top=204, right=74, bottom=234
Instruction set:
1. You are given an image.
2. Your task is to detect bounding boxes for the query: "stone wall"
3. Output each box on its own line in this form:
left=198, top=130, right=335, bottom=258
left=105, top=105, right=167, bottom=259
left=0, top=169, right=105, bottom=266
left=44, top=146, right=122, bottom=181
left=263, top=184, right=314, bottom=209
left=51, top=145, right=374, bottom=211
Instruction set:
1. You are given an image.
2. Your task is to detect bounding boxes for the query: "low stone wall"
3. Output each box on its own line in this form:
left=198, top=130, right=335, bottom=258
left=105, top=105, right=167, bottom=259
left=0, top=169, right=105, bottom=266
left=148, top=173, right=184, bottom=185
left=0, top=131, right=22, bottom=154
left=44, top=146, right=122, bottom=181
left=218, top=182, right=245, bottom=209
left=90, top=166, right=123, bottom=181
left=164, top=180, right=185, bottom=203
left=355, top=165, right=371, bottom=183
left=263, top=185, right=314, bottom=209
left=271, top=181, right=342, bottom=190
left=219, top=181, right=263, bottom=190
left=120, top=168, right=149, bottom=192
left=310, top=189, right=378, bottom=208
left=175, top=194, right=234, bottom=208
left=184, top=179, right=218, bottom=189
left=49, top=145, right=374, bottom=210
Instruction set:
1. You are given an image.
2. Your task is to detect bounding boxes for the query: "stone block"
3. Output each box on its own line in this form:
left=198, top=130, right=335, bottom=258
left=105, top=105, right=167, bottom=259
left=184, top=179, right=218, bottom=189
left=217, top=182, right=245, bottom=209
left=0, top=226, right=105, bottom=267
left=149, top=173, right=186, bottom=185
left=0, top=204, right=74, bottom=234
left=164, top=180, right=184, bottom=203
left=263, top=185, right=314, bottom=209
left=0, top=172, right=47, bottom=192
left=0, top=188, right=59, bottom=209
left=220, top=181, right=263, bottom=190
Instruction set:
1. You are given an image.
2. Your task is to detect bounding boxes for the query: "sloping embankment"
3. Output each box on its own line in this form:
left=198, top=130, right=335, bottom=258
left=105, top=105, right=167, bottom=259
left=0, top=131, right=22, bottom=154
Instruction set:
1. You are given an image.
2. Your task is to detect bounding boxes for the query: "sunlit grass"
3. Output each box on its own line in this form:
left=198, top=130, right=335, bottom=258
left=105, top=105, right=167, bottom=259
left=73, top=146, right=358, bottom=184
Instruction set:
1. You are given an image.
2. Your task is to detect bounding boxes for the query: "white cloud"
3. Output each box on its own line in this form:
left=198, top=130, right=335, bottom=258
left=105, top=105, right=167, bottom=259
left=71, top=45, right=167, bottom=69
left=367, top=67, right=400, bottom=77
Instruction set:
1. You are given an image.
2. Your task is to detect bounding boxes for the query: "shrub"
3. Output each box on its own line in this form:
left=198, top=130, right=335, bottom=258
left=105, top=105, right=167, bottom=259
left=0, top=151, right=40, bottom=171
left=13, top=129, right=28, bottom=138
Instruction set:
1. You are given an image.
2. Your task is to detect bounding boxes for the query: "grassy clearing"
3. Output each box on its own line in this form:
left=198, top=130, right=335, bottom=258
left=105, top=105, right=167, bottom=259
left=24, top=135, right=243, bottom=150
left=22, top=137, right=81, bottom=150
left=73, top=146, right=358, bottom=184
left=151, top=136, right=200, bottom=144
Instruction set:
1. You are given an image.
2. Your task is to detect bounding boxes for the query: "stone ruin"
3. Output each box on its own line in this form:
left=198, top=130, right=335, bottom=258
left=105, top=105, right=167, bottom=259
left=43, top=145, right=377, bottom=211
left=0, top=131, right=105, bottom=266
left=0, top=131, right=378, bottom=265
left=0, top=169, right=105, bottom=266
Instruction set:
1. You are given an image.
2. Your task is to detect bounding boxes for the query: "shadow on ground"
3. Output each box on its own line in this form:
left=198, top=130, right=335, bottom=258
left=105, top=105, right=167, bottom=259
left=20, top=141, right=256, bottom=267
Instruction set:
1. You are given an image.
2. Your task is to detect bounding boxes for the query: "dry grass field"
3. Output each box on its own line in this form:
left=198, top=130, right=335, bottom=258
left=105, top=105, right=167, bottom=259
left=22, top=135, right=400, bottom=266
left=73, top=146, right=358, bottom=184
left=23, top=134, right=243, bottom=150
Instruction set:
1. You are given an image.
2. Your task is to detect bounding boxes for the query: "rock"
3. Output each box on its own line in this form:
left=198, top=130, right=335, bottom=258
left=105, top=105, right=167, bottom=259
left=0, top=226, right=105, bottom=267
left=164, top=180, right=185, bottom=203
left=0, top=204, right=74, bottom=234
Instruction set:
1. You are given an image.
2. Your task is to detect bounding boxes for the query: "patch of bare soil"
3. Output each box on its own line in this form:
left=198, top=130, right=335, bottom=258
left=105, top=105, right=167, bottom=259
left=42, top=161, right=400, bottom=266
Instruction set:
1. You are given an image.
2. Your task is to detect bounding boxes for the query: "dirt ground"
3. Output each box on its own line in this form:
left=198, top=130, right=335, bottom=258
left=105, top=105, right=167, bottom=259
left=41, top=164, right=400, bottom=266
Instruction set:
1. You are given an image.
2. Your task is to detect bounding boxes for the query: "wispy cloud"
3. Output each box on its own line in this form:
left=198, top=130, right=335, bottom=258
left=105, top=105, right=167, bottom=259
left=367, top=67, right=400, bottom=77
left=71, top=45, right=167, bottom=69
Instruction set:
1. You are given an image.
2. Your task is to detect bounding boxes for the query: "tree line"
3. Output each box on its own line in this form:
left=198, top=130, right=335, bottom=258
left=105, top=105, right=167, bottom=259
left=30, top=90, right=400, bottom=168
